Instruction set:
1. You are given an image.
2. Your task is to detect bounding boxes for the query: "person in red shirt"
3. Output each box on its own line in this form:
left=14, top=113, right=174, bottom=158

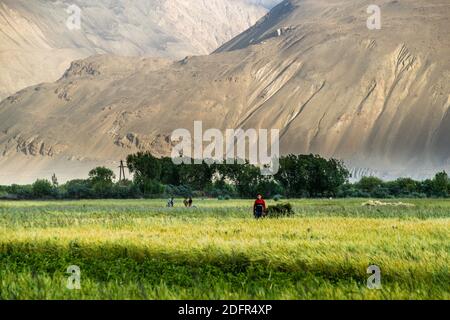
left=253, top=194, right=267, bottom=219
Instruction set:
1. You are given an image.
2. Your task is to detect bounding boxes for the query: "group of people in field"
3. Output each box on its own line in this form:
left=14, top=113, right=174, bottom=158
left=167, top=194, right=267, bottom=219
left=167, top=197, right=193, bottom=208
left=183, top=197, right=193, bottom=208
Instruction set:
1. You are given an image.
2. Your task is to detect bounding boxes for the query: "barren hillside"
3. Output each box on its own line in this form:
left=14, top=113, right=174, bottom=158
left=0, top=0, right=274, bottom=100
left=0, top=0, right=449, bottom=183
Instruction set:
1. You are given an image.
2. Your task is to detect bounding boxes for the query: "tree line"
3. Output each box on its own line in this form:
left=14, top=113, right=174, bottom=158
left=1, top=152, right=450, bottom=200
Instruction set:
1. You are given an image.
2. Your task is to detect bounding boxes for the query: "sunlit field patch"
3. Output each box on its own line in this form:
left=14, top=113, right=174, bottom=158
left=0, top=199, right=449, bottom=299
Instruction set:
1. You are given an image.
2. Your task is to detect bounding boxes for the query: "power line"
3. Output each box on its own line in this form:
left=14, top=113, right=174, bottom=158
left=118, top=160, right=128, bottom=182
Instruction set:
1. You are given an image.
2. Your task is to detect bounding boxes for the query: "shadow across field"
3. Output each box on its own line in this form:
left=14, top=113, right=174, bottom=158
left=0, top=199, right=449, bottom=299
left=1, top=240, right=448, bottom=299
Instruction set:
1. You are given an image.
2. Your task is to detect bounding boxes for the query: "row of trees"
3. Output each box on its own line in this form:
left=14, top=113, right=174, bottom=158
left=2, top=152, right=450, bottom=199
left=338, top=172, right=450, bottom=198
left=125, top=152, right=350, bottom=198
left=0, top=168, right=141, bottom=200
left=0, top=153, right=350, bottom=199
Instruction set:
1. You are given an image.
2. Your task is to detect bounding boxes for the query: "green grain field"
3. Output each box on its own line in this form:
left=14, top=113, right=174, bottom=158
left=0, top=199, right=449, bottom=300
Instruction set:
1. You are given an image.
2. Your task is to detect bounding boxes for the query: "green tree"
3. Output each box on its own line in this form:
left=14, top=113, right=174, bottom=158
left=357, top=176, right=384, bottom=194
left=89, top=167, right=116, bottom=184
left=324, top=158, right=350, bottom=196
left=32, top=179, right=54, bottom=198
left=387, top=178, right=419, bottom=196
left=127, top=152, right=165, bottom=195
left=127, top=152, right=162, bottom=182
left=420, top=179, right=434, bottom=197
left=432, top=171, right=449, bottom=197
left=178, top=161, right=215, bottom=191
left=275, top=154, right=349, bottom=197
left=159, top=157, right=181, bottom=185
left=301, top=156, right=350, bottom=197
left=88, top=167, right=115, bottom=198
left=274, top=155, right=308, bottom=197
left=219, top=162, right=262, bottom=198
left=51, top=173, right=59, bottom=187
left=64, top=180, right=92, bottom=199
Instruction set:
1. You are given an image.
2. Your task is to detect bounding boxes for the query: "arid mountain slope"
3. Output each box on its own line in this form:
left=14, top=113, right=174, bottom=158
left=0, top=0, right=449, bottom=183
left=0, top=0, right=274, bottom=100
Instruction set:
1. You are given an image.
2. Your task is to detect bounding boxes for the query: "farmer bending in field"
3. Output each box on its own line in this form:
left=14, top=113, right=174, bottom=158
left=253, top=194, right=267, bottom=219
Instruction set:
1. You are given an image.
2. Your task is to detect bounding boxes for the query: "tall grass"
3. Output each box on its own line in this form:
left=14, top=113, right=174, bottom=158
left=0, top=199, right=449, bottom=299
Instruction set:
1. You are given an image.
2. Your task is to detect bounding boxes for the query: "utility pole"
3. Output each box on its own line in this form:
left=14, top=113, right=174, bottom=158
left=118, top=160, right=128, bottom=182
